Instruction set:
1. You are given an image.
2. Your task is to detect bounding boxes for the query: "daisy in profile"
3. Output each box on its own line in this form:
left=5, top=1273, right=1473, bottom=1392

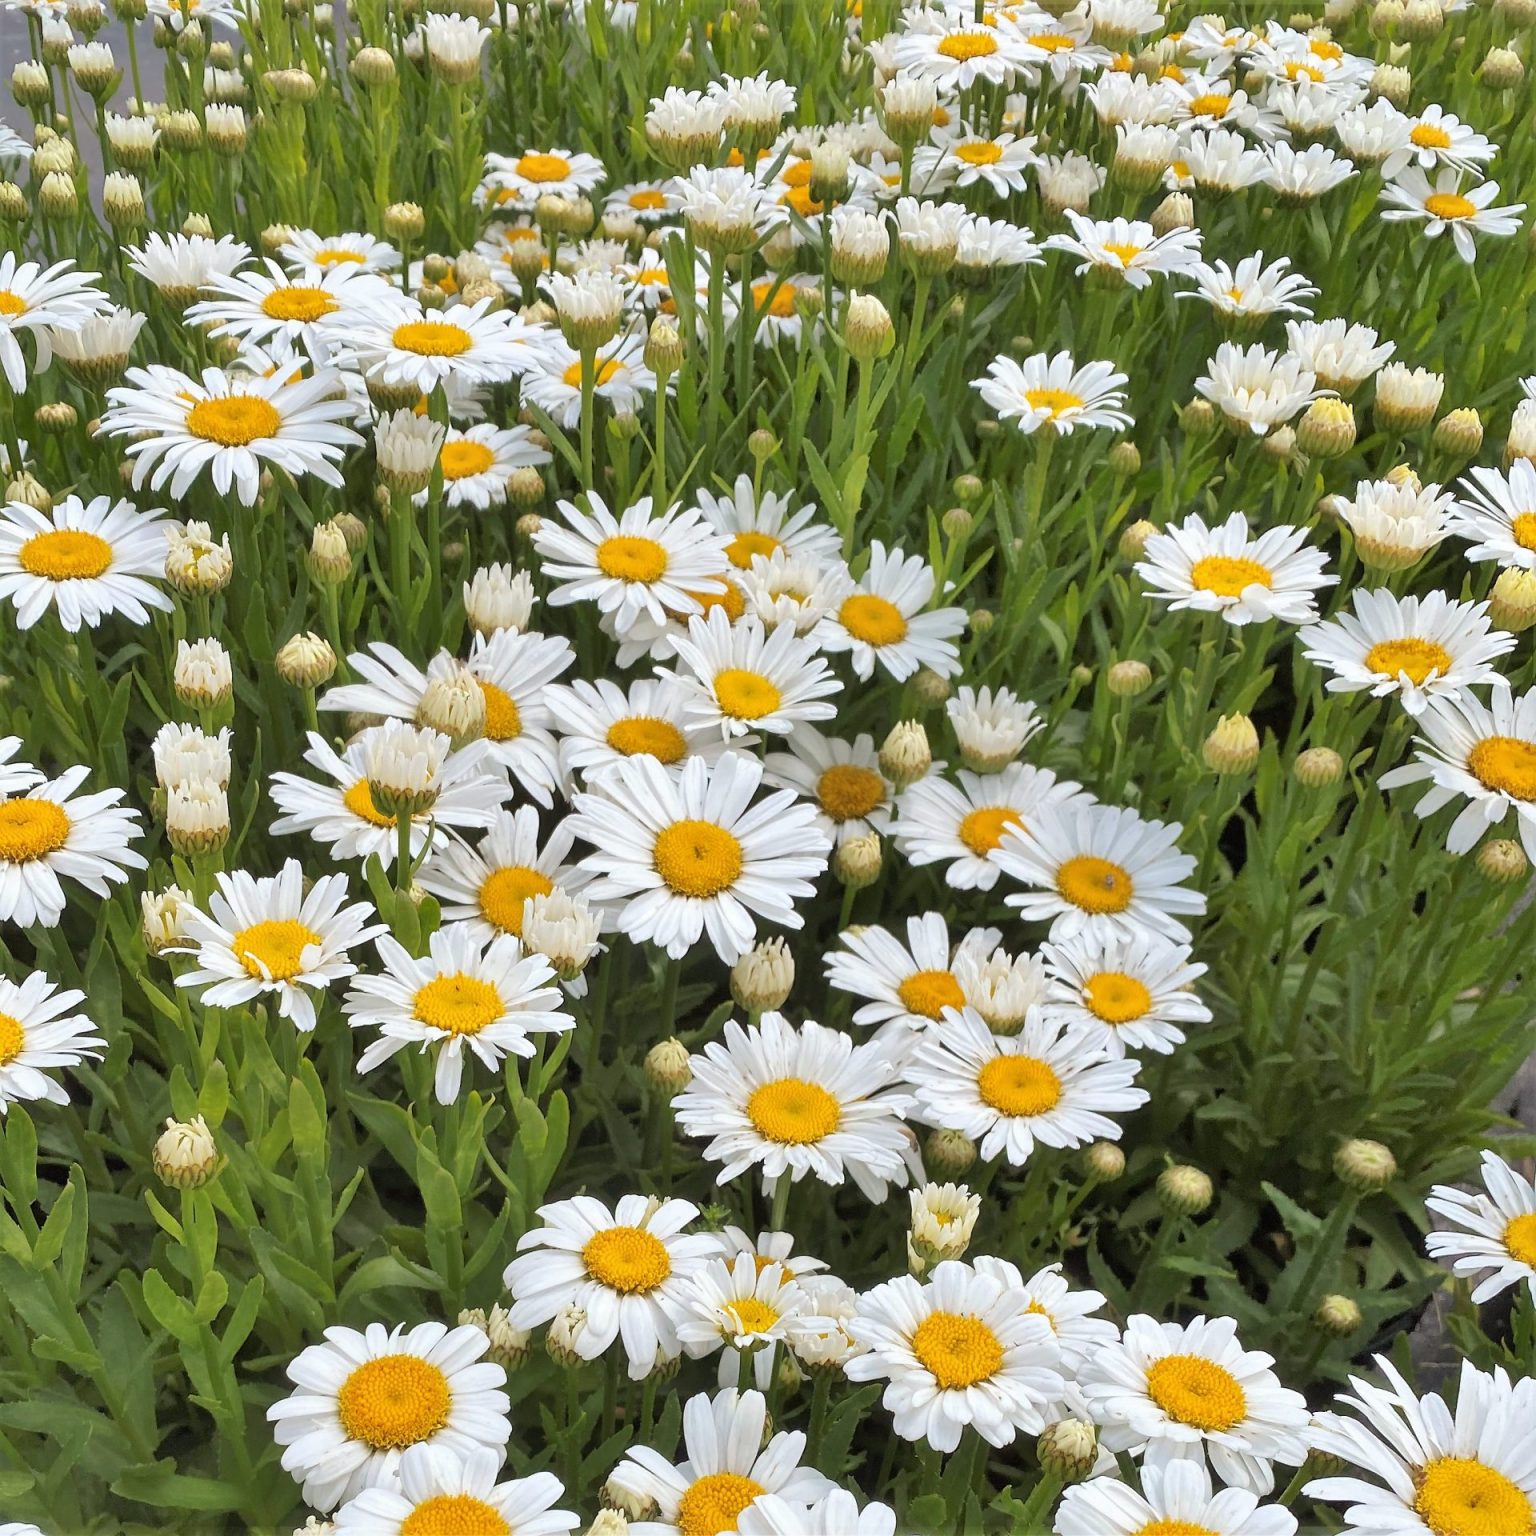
left=605, top=180, right=673, bottom=223
left=845, top=1256, right=1065, bottom=1452
left=533, top=492, right=729, bottom=634
left=693, top=474, right=841, bottom=573
left=891, top=763, right=1091, bottom=891
left=347, top=924, right=572, bottom=1103
left=566, top=751, right=829, bottom=964
left=0, top=494, right=173, bottom=632
left=332, top=1445, right=577, bottom=1536
left=815, top=542, right=966, bottom=682
left=673, top=1011, right=915, bottom=1200
left=522, top=332, right=658, bottom=429
left=1136, top=511, right=1336, bottom=627
left=674, top=1253, right=833, bottom=1389
left=420, top=423, right=551, bottom=511
left=1448, top=459, right=1536, bottom=569
left=1306, top=1358, right=1536, bottom=1535
left=1282, top=317, right=1394, bottom=395
left=1181, top=252, right=1318, bottom=328
left=994, top=801, right=1205, bottom=943
left=173, top=861, right=383, bottom=1033
left=0, top=253, right=110, bottom=391
left=1379, top=169, right=1525, bottom=263
left=1299, top=589, right=1515, bottom=715
left=546, top=676, right=736, bottom=784
left=0, top=971, right=104, bottom=1115
left=123, top=231, right=250, bottom=306
left=946, top=684, right=1044, bottom=771
left=893, top=13, right=1032, bottom=88
left=0, top=767, right=145, bottom=929
left=608, top=1387, right=833, bottom=1534
left=279, top=229, right=401, bottom=273
left=1194, top=342, right=1324, bottom=436
left=1082, top=1314, right=1310, bottom=1495
left=953, top=940, right=1051, bottom=1037
left=485, top=146, right=607, bottom=202
left=740, top=1490, right=898, bottom=1536
left=1379, top=105, right=1497, bottom=180
left=1041, top=930, right=1211, bottom=1058
left=972, top=352, right=1133, bottom=436
left=764, top=729, right=892, bottom=847
left=908, top=1006, right=1147, bottom=1165
left=1044, top=211, right=1203, bottom=289
left=1425, top=1148, right=1536, bottom=1303
left=98, top=360, right=363, bottom=506
left=334, top=296, right=549, bottom=394
left=1057, top=1459, right=1299, bottom=1536
left=739, top=548, right=856, bottom=638
left=504, top=1194, right=718, bottom=1379
left=267, top=1319, right=510, bottom=1512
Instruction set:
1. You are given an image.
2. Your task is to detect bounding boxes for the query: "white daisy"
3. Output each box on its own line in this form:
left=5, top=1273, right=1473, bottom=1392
left=1194, top=342, right=1324, bottom=436
left=1282, top=318, right=1394, bottom=395
left=693, top=474, right=841, bottom=573
left=0, top=253, right=110, bottom=392
left=1045, top=211, right=1203, bottom=290
left=1425, top=1148, right=1536, bottom=1304
left=738, top=548, right=856, bottom=638
left=1380, top=105, right=1497, bottom=179
left=0, top=971, right=104, bottom=1115
left=1265, top=141, right=1357, bottom=203
left=334, top=297, right=550, bottom=394
left=953, top=939, right=1052, bottom=1037
left=814, top=542, right=966, bottom=683
left=521, top=332, right=659, bottom=430
left=945, top=684, right=1045, bottom=771
left=0, top=738, right=42, bottom=799
left=123, top=231, right=250, bottom=304
left=972, top=351, right=1134, bottom=436
left=1379, top=169, right=1525, bottom=264
left=1056, top=1458, right=1300, bottom=1536
left=913, top=125, right=1036, bottom=196
left=763, top=728, right=892, bottom=846
left=605, top=180, right=674, bottom=223
left=1181, top=253, right=1318, bottom=326
left=485, top=146, right=608, bottom=202
left=1449, top=459, right=1536, bottom=570
left=417, top=423, right=551, bottom=511
left=547, top=676, right=739, bottom=784
left=280, top=229, right=401, bottom=274
left=739, top=1490, right=898, bottom=1536
left=1015, top=1261, right=1118, bottom=1375
left=892, top=15, right=1032, bottom=89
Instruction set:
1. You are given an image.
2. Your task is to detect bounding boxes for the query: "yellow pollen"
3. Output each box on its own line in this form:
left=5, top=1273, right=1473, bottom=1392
left=233, top=919, right=321, bottom=981
left=1502, top=1212, right=1536, bottom=1267
left=958, top=806, right=1022, bottom=856
left=723, top=1297, right=781, bottom=1336
left=937, top=30, right=999, bottom=58
left=1084, top=970, right=1153, bottom=1024
left=343, top=779, right=400, bottom=827
left=392, top=320, right=473, bottom=356
left=839, top=593, right=908, bottom=648
left=515, top=152, right=573, bottom=182
left=440, top=440, right=497, bottom=480
left=1189, top=554, right=1272, bottom=597
left=780, top=185, right=825, bottom=217
left=955, top=141, right=1004, bottom=165
left=816, top=764, right=885, bottom=822
left=746, top=1077, right=841, bottom=1144
left=1364, top=637, right=1452, bottom=685
left=1511, top=513, right=1536, bottom=551
left=1102, top=241, right=1145, bottom=266
left=1425, top=192, right=1477, bottom=221
left=18, top=529, right=114, bottom=580
left=607, top=715, right=688, bottom=762
left=1136, top=1523, right=1222, bottom=1536
left=478, top=865, right=552, bottom=936
left=411, top=972, right=503, bottom=1036
left=897, top=968, right=966, bottom=1020
left=1145, top=1355, right=1248, bottom=1432
left=1056, top=854, right=1135, bottom=914
left=654, top=819, right=743, bottom=897
left=910, top=1311, right=1003, bottom=1389
left=1026, top=31, right=1074, bottom=49
left=1159, top=63, right=1187, bottom=82
left=977, top=1054, right=1063, bottom=1116
left=693, top=580, right=746, bottom=621
left=0, top=290, right=28, bottom=316
left=335, top=1355, right=452, bottom=1451
left=311, top=248, right=365, bottom=266
left=752, top=281, right=799, bottom=320
left=1468, top=736, right=1536, bottom=802
left=1410, top=123, right=1453, bottom=149
left=260, top=285, right=337, bottom=322
left=479, top=681, right=522, bottom=742
left=582, top=1225, right=672, bottom=1293
left=1310, top=37, right=1343, bottom=58
left=1413, top=1458, right=1533, bottom=1536
left=1024, top=386, right=1085, bottom=418
left=676, top=1472, right=766, bottom=1536
left=561, top=358, right=624, bottom=387
left=628, top=189, right=668, bottom=210
left=1225, top=286, right=1246, bottom=304
left=633, top=268, right=670, bottom=287
left=782, top=161, right=813, bottom=188
left=0, top=1013, right=25, bottom=1066
left=1283, top=60, right=1325, bottom=80
left=1188, top=92, right=1231, bottom=116
left=596, top=534, right=668, bottom=583
left=185, top=395, right=282, bottom=445
left=399, top=1494, right=511, bottom=1536
left=0, top=798, right=71, bottom=863
left=725, top=530, right=781, bottom=569
left=714, top=668, right=782, bottom=721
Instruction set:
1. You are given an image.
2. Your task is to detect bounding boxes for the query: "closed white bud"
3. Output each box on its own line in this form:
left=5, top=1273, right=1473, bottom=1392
left=153, top=1115, right=218, bottom=1187
left=174, top=637, right=232, bottom=707
left=165, top=521, right=233, bottom=593
left=879, top=719, right=930, bottom=788
left=730, top=937, right=795, bottom=1013
left=141, top=885, right=192, bottom=954
left=166, top=778, right=231, bottom=855
left=522, top=888, right=601, bottom=980
left=275, top=632, right=337, bottom=688
left=416, top=663, right=487, bottom=747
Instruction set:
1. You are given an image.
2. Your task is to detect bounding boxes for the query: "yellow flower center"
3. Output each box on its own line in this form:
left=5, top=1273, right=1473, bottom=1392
left=713, top=668, right=782, bottom=721
left=1467, top=736, right=1536, bottom=801
left=1189, top=554, right=1272, bottom=597
left=516, top=151, right=572, bottom=182
left=1027, top=31, right=1075, bottom=49
left=1024, top=387, right=1084, bottom=418
left=596, top=533, right=668, bottom=583
left=232, top=919, right=321, bottom=981
left=1136, top=1522, right=1221, bottom=1536
left=937, top=30, right=998, bottom=58
left=628, top=188, right=668, bottom=210
left=478, top=865, right=552, bottom=936
left=0, top=290, right=28, bottom=317
left=1414, top=1457, right=1534, bottom=1536
left=440, top=440, right=497, bottom=480
left=399, top=1494, right=511, bottom=1536
left=694, top=580, right=746, bottom=621
left=393, top=320, right=473, bottom=357
left=18, top=529, right=114, bottom=580
left=633, top=267, right=671, bottom=287
left=261, top=285, right=337, bottom=322
left=977, top=1054, right=1063, bottom=1116
left=0, top=798, right=71, bottom=863
left=343, top=779, right=401, bottom=827
left=1102, top=241, right=1145, bottom=266
left=782, top=161, right=813, bottom=188
left=1425, top=192, right=1477, bottom=221
left=1188, top=92, right=1231, bottom=116
left=1145, top=1355, right=1248, bottom=1432
left=746, top=1077, right=841, bottom=1144
left=910, top=1311, right=1004, bottom=1389
left=1410, top=123, right=1453, bottom=149
left=186, top=395, right=282, bottom=445
left=411, top=972, right=503, bottom=1036
left=897, top=968, right=965, bottom=1020
left=816, top=764, right=885, bottom=822
left=955, top=141, right=1004, bottom=165
left=723, top=1297, right=781, bottom=1336
left=1364, top=637, right=1453, bottom=685
left=0, top=1013, right=25, bottom=1067
left=1056, top=854, right=1135, bottom=914
left=479, top=681, right=522, bottom=742
left=676, top=1472, right=766, bottom=1536
left=311, top=248, right=366, bottom=266
left=335, top=1354, right=452, bottom=1450
left=581, top=1225, right=672, bottom=1292
left=607, top=715, right=688, bottom=762
left=1502, top=1212, right=1536, bottom=1267
left=752, top=281, right=799, bottom=319
left=958, top=806, right=1022, bottom=856
left=839, top=593, right=908, bottom=647
left=1511, top=513, right=1536, bottom=551
left=725, top=530, right=781, bottom=569
left=561, top=358, right=624, bottom=387
left=1084, top=970, right=1153, bottom=1024
left=653, top=819, right=743, bottom=897
left=779, top=185, right=825, bottom=217
left=1310, top=37, right=1343, bottom=58
left=1283, top=59, right=1326, bottom=80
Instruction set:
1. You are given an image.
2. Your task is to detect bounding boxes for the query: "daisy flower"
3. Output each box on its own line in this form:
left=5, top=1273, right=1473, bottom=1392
left=1380, top=105, right=1497, bottom=179
left=1056, top=1458, right=1300, bottom=1536
left=279, top=229, right=401, bottom=273
left=844, top=1256, right=1065, bottom=1452
left=674, top=1253, right=833, bottom=1389
left=0, top=971, right=104, bottom=1115
left=567, top=752, right=829, bottom=965
left=266, top=1320, right=510, bottom=1512
left=739, top=549, right=856, bottom=637
left=485, top=146, right=607, bottom=202
left=892, top=14, right=1031, bottom=89
left=545, top=676, right=735, bottom=782
left=522, top=332, right=658, bottom=430
left=0, top=253, right=110, bottom=392
left=1081, top=1314, right=1310, bottom=1495
left=332, top=1445, right=577, bottom=1536
left=1040, top=930, right=1211, bottom=1058
left=693, top=473, right=841, bottom=573
left=98, top=360, right=363, bottom=506
left=504, top=1194, right=719, bottom=1378
left=1379, top=169, right=1525, bottom=264
left=763, top=728, right=892, bottom=846
left=1425, top=1148, right=1536, bottom=1304
left=334, top=296, right=549, bottom=394
left=907, top=1006, right=1148, bottom=1165
left=0, top=767, right=145, bottom=929
left=913, top=125, right=1036, bottom=196
left=533, top=492, right=729, bottom=634
left=891, top=763, right=1090, bottom=891
left=417, top=423, right=551, bottom=511
left=1181, top=253, right=1318, bottom=327
left=0, top=494, right=173, bottom=632
left=346, top=924, right=573, bottom=1104
left=1265, top=141, right=1357, bottom=203
left=972, top=352, right=1133, bottom=436
left=946, top=684, right=1045, bottom=771
left=673, top=1011, right=916, bottom=1200
left=739, top=1490, right=898, bottom=1536
left=953, top=939, right=1052, bottom=1037
left=1194, top=342, right=1324, bottom=436
left=123, top=231, right=250, bottom=304
left=1016, top=1262, right=1118, bottom=1374
left=607, top=1388, right=833, bottom=1534
left=1299, top=589, right=1515, bottom=715
left=1449, top=459, right=1536, bottom=569
left=1338, top=477, right=1453, bottom=572
left=606, top=180, right=674, bottom=223
left=1136, top=510, right=1336, bottom=627
left=1044, top=211, right=1203, bottom=289
left=1282, top=318, right=1393, bottom=395
left=173, top=861, right=383, bottom=1033
left=814, top=542, right=966, bottom=683
left=994, top=801, right=1206, bottom=943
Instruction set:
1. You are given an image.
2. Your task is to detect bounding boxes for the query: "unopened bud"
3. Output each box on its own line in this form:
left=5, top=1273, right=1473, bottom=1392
left=1333, top=1137, right=1397, bottom=1190
left=730, top=937, right=794, bottom=1013
left=1433, top=407, right=1483, bottom=457
left=1107, top=659, right=1152, bottom=697
left=924, top=1127, right=976, bottom=1178
left=845, top=294, right=895, bottom=361
left=153, top=1115, right=218, bottom=1188
left=275, top=632, right=337, bottom=688
left=1082, top=1140, right=1126, bottom=1180
left=1157, top=1163, right=1214, bottom=1215
left=1477, top=837, right=1528, bottom=884
left=1204, top=713, right=1260, bottom=774
left=644, top=1038, right=692, bottom=1094
left=1119, top=519, right=1157, bottom=559
left=1037, top=1420, right=1099, bottom=1484
left=879, top=720, right=930, bottom=790
left=1296, top=398, right=1357, bottom=458
left=1294, top=746, right=1344, bottom=787
left=834, top=832, right=882, bottom=889
left=1315, top=1295, right=1363, bottom=1336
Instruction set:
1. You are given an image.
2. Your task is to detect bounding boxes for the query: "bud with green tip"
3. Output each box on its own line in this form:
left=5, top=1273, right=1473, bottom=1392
left=1157, top=1163, right=1214, bottom=1215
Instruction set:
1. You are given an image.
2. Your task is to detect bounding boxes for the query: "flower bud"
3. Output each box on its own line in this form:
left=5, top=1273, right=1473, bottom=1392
left=459, top=1303, right=531, bottom=1369
left=1179, top=398, right=1217, bottom=435
left=1481, top=46, right=1524, bottom=90
left=522, top=889, right=601, bottom=980
left=845, top=293, right=895, bottom=362
left=908, top=1182, right=980, bottom=1272
left=1296, top=398, right=1357, bottom=458
left=730, top=937, right=794, bottom=1013
left=174, top=637, right=232, bottom=708
left=1315, top=1295, right=1363, bottom=1336
left=383, top=201, right=425, bottom=243
left=1082, top=1140, right=1126, bottom=1180
left=1157, top=1163, right=1214, bottom=1215
left=5, top=471, right=51, bottom=514
left=1037, top=1420, right=1099, bottom=1484
left=1333, top=1137, right=1397, bottom=1190
left=166, top=778, right=231, bottom=856
left=1370, top=62, right=1412, bottom=105
left=924, top=1127, right=976, bottom=1178
left=508, top=468, right=545, bottom=508
left=1204, top=713, right=1260, bottom=774
left=141, top=885, right=192, bottom=954
left=39, top=171, right=79, bottom=219
left=1488, top=568, right=1536, bottom=632
left=644, top=1037, right=692, bottom=1094
left=588, top=1509, right=633, bottom=1536
left=307, top=519, right=352, bottom=585
left=11, top=61, right=51, bottom=108
left=1107, top=659, right=1152, bottom=697
left=275, top=632, right=337, bottom=688
left=644, top=316, right=684, bottom=376
left=153, top=1115, right=218, bottom=1188
left=546, top=1304, right=588, bottom=1366
left=1294, top=746, right=1344, bottom=787
left=1150, top=191, right=1195, bottom=236
left=1433, top=408, right=1483, bottom=458
left=834, top=832, right=882, bottom=889
left=352, top=45, right=396, bottom=86
left=465, top=563, right=534, bottom=635
left=1477, top=837, right=1528, bottom=884
left=417, top=663, right=487, bottom=747
left=879, top=720, right=930, bottom=789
